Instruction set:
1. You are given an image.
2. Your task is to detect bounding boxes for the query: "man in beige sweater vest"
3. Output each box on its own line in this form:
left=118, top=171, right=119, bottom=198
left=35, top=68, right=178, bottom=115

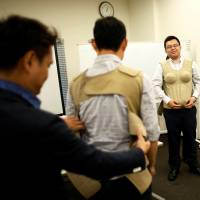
left=153, top=35, right=200, bottom=181
left=66, top=17, right=160, bottom=200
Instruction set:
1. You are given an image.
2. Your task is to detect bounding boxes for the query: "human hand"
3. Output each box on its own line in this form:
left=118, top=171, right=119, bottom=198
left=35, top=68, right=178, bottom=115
left=167, top=100, right=182, bottom=109
left=148, top=165, right=156, bottom=176
left=134, top=128, right=150, bottom=154
left=184, top=96, right=196, bottom=108
left=61, top=116, right=85, bottom=132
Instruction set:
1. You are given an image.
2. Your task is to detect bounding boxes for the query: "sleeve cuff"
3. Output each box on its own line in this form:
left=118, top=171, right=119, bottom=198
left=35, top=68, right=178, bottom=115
left=163, top=96, right=171, bottom=104
left=130, top=148, right=146, bottom=171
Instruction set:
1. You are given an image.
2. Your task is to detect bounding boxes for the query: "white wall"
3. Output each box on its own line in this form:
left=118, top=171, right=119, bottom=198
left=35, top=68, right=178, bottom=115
left=155, top=0, right=200, bottom=63
left=128, top=0, right=155, bottom=41
left=128, top=0, right=200, bottom=64
left=1, top=0, right=200, bottom=74
left=0, top=0, right=130, bottom=80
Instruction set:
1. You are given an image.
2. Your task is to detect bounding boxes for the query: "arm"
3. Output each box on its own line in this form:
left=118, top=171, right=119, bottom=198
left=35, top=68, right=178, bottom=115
left=64, top=90, right=86, bottom=132
left=140, top=74, right=160, bottom=176
left=46, top=116, right=149, bottom=180
left=191, top=61, right=200, bottom=99
left=185, top=61, right=200, bottom=108
left=152, top=63, right=171, bottom=104
left=61, top=115, right=85, bottom=132
left=147, top=141, right=158, bottom=176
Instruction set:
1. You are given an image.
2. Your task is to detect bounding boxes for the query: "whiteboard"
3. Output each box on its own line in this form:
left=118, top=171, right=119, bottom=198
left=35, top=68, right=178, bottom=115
left=78, top=42, right=166, bottom=77
left=37, top=46, right=64, bottom=115
left=78, top=41, right=191, bottom=78
left=123, top=42, right=166, bottom=77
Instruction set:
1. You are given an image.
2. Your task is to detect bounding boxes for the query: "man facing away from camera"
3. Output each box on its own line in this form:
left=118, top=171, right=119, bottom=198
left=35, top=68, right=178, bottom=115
left=67, top=16, right=160, bottom=200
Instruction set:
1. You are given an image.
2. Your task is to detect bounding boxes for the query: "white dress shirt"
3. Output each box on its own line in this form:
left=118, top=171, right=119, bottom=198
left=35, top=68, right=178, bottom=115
left=153, top=58, right=200, bottom=104
left=66, top=54, right=160, bottom=152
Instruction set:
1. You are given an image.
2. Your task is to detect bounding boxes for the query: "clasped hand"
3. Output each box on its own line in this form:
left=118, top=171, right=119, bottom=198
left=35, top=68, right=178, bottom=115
left=167, top=96, right=196, bottom=109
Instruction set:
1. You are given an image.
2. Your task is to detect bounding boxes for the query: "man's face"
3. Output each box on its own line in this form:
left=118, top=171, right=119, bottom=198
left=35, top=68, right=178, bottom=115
left=31, top=47, right=53, bottom=95
left=165, top=39, right=181, bottom=60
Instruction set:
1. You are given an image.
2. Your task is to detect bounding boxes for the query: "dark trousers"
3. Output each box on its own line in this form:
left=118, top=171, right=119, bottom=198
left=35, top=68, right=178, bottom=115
left=89, top=177, right=152, bottom=200
left=163, top=107, right=198, bottom=170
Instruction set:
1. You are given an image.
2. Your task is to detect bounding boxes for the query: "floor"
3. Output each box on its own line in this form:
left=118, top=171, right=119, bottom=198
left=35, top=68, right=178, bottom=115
left=152, top=134, right=200, bottom=200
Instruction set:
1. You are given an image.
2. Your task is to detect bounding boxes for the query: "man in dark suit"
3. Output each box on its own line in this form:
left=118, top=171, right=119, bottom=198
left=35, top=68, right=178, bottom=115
left=0, top=15, right=150, bottom=200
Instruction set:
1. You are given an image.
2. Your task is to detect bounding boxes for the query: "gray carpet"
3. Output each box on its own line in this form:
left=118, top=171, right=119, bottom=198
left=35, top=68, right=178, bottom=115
left=152, top=134, right=200, bottom=200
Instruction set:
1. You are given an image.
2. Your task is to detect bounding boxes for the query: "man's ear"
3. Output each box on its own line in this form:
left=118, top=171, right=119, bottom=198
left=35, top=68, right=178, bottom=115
left=121, top=38, right=127, bottom=52
left=91, top=39, right=99, bottom=53
left=22, top=50, right=37, bottom=72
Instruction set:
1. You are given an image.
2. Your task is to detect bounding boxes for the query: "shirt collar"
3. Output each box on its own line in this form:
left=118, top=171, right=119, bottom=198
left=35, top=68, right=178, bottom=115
left=169, top=56, right=183, bottom=64
left=0, top=80, right=41, bottom=109
left=86, top=54, right=122, bottom=76
left=95, top=54, right=122, bottom=64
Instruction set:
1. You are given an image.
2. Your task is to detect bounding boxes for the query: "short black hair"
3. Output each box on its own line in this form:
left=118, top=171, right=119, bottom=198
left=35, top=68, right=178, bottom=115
left=164, top=35, right=180, bottom=49
left=93, top=16, right=126, bottom=51
left=0, top=15, right=58, bottom=69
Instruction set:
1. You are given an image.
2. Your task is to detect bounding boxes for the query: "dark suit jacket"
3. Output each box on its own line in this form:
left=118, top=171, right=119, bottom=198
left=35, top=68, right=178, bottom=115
left=0, top=89, right=145, bottom=200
